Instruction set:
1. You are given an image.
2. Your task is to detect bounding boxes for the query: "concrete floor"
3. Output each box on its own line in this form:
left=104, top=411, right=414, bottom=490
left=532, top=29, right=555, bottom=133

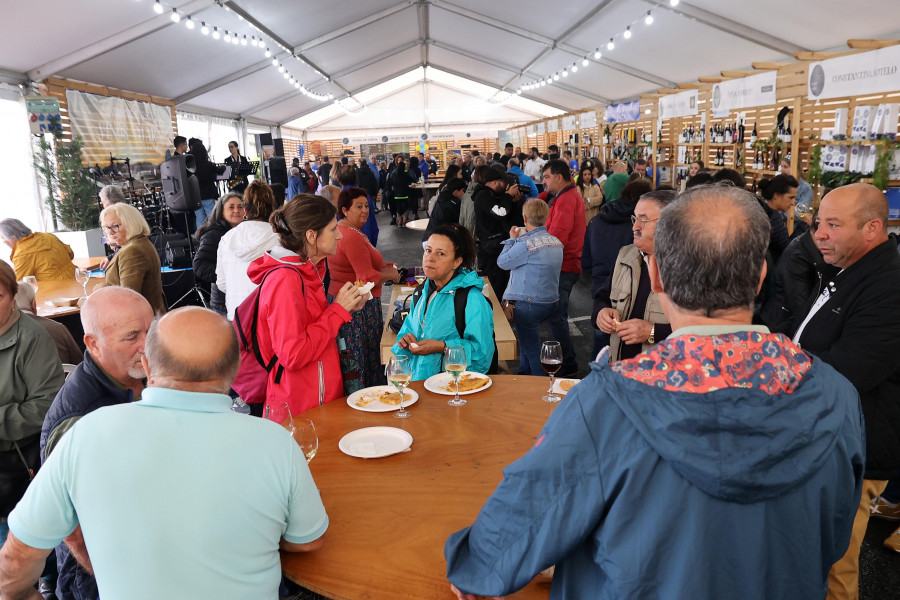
left=361, top=208, right=900, bottom=599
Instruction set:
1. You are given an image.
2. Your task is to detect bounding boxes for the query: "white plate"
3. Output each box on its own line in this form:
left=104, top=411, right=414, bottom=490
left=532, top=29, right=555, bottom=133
left=347, top=386, right=419, bottom=412
left=423, top=371, right=492, bottom=396
left=338, top=427, right=413, bottom=458
left=553, top=378, right=581, bottom=395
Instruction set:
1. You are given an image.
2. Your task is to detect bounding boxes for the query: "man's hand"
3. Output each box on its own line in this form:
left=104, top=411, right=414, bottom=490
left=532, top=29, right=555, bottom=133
left=616, top=319, right=653, bottom=345
left=0, top=532, right=51, bottom=600
left=450, top=582, right=504, bottom=600
left=596, top=308, right=621, bottom=334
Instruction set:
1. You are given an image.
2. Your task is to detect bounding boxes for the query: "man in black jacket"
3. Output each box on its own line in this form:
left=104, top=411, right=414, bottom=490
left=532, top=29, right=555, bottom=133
left=793, top=183, right=900, bottom=600
left=473, top=168, right=513, bottom=299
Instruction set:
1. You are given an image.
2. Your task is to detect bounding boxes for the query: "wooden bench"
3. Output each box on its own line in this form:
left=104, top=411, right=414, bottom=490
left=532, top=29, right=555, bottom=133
left=379, top=277, right=517, bottom=363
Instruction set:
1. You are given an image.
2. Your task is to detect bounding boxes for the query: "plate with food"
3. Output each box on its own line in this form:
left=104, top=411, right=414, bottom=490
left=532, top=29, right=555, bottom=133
left=347, top=386, right=419, bottom=412
left=47, top=297, right=80, bottom=307
left=423, top=371, right=492, bottom=396
left=552, top=378, right=581, bottom=395
left=339, top=426, right=413, bottom=458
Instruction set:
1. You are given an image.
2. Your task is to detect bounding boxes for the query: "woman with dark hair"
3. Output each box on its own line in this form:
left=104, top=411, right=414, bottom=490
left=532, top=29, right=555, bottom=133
left=438, top=164, right=463, bottom=193
left=407, top=156, right=423, bottom=222
left=757, top=174, right=802, bottom=263
left=390, top=159, right=416, bottom=227
left=329, top=188, right=399, bottom=387
left=188, top=138, right=227, bottom=228
left=247, top=194, right=367, bottom=415
left=216, top=180, right=279, bottom=319
left=578, top=165, right=604, bottom=222
left=712, top=168, right=746, bottom=188
left=392, top=223, right=495, bottom=380
left=193, top=192, right=245, bottom=315
left=423, top=178, right=467, bottom=242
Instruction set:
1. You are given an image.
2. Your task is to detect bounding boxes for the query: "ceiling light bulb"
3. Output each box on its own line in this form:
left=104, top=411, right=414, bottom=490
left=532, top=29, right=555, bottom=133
left=540, top=80, right=546, bottom=87
left=607, top=38, right=615, bottom=50
left=594, top=49, right=601, bottom=59
left=265, top=48, right=272, bottom=58
left=561, top=71, right=567, bottom=78
left=185, top=16, right=194, bottom=29
left=517, top=90, right=521, bottom=95
left=212, top=27, right=220, bottom=39
left=223, top=32, right=231, bottom=43
left=645, top=11, right=654, bottom=25
left=582, top=58, right=589, bottom=67
left=294, top=82, right=300, bottom=89
left=201, top=22, right=209, bottom=35
left=554, top=74, right=560, bottom=81
left=153, top=0, right=164, bottom=15
left=170, top=9, right=180, bottom=23
left=271, top=58, right=278, bottom=66
left=669, top=0, right=679, bottom=5
left=571, top=64, right=578, bottom=73
left=241, top=35, right=247, bottom=45
left=546, top=77, right=553, bottom=85
left=232, top=36, right=239, bottom=45
left=624, top=26, right=631, bottom=39
left=278, top=64, right=284, bottom=73
left=283, top=72, right=289, bottom=79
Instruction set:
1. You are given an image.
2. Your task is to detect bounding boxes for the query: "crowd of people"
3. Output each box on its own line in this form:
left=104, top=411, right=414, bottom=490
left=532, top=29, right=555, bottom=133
left=1, top=133, right=900, bottom=600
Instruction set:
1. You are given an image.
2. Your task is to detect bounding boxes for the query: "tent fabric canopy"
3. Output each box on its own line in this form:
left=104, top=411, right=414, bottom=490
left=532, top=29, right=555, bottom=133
left=3, top=0, right=900, bottom=133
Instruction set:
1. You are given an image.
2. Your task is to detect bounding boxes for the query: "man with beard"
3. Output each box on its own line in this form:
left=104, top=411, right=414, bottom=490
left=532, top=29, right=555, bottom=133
left=39, top=286, right=154, bottom=600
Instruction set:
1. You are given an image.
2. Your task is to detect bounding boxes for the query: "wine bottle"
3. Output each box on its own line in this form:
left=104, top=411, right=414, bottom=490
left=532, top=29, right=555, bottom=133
left=738, top=119, right=745, bottom=143
left=725, top=123, right=733, bottom=144
left=750, top=122, right=758, bottom=143
left=785, top=118, right=792, bottom=143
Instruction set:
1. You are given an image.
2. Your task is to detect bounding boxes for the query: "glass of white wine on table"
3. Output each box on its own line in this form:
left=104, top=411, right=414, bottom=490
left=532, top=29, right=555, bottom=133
left=388, top=355, right=413, bottom=419
left=410, top=266, right=426, bottom=286
left=541, top=341, right=563, bottom=403
left=293, top=419, right=318, bottom=463
left=444, top=344, right=467, bottom=407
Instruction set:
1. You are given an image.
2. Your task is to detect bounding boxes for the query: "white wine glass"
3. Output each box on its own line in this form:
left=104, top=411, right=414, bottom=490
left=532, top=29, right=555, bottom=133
left=388, top=355, right=413, bottom=419
left=411, top=266, right=426, bottom=286
left=264, top=402, right=294, bottom=432
left=541, top=341, right=562, bottom=403
left=22, top=276, right=38, bottom=298
left=74, top=268, right=90, bottom=298
left=293, top=419, right=318, bottom=463
left=444, top=345, right=467, bottom=407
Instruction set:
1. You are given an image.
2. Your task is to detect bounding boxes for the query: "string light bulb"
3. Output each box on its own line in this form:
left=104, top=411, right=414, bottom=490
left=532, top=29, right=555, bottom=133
left=212, top=27, right=220, bottom=39
left=623, top=26, right=631, bottom=39
left=607, top=38, right=615, bottom=50
left=561, top=71, right=567, bottom=78
left=582, top=58, right=589, bottom=67
left=223, top=31, right=231, bottom=43
left=241, top=35, right=247, bottom=45
left=571, top=62, right=578, bottom=73
left=201, top=22, right=209, bottom=35
left=669, top=0, right=679, bottom=5
left=645, top=11, right=654, bottom=25
left=265, top=48, right=272, bottom=58
left=153, top=0, right=164, bottom=15
left=170, top=8, right=180, bottom=23
left=184, top=16, right=195, bottom=29
left=554, top=73, right=560, bottom=81
left=594, top=49, right=601, bottom=60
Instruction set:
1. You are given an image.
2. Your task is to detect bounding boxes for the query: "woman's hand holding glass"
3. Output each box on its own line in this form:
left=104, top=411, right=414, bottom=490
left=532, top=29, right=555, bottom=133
left=334, top=281, right=367, bottom=313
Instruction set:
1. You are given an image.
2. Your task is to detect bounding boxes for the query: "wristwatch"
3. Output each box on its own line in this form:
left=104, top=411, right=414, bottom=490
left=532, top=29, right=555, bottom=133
left=647, top=324, right=655, bottom=344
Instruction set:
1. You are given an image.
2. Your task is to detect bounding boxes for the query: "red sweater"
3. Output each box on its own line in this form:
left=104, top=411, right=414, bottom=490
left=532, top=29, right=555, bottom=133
left=545, top=184, right=586, bottom=273
left=327, top=221, right=385, bottom=298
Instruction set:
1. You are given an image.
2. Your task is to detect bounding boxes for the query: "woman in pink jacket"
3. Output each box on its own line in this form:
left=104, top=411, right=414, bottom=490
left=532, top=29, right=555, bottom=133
left=247, top=194, right=366, bottom=416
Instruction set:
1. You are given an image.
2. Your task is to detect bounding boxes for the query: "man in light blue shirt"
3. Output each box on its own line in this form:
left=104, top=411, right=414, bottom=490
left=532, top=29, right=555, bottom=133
left=506, top=157, right=539, bottom=199
left=0, top=307, right=327, bottom=600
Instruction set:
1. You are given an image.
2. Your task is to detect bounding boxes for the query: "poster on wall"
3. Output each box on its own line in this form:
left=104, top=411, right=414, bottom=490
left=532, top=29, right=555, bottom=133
left=658, top=89, right=698, bottom=120
left=710, top=71, right=776, bottom=112
left=808, top=44, right=900, bottom=100
left=536, top=122, right=546, bottom=134
left=580, top=111, right=597, bottom=129
left=561, top=115, right=576, bottom=130
left=548, top=119, right=559, bottom=133
left=604, top=101, right=640, bottom=123
left=25, top=96, right=62, bottom=135
left=66, top=90, right=173, bottom=167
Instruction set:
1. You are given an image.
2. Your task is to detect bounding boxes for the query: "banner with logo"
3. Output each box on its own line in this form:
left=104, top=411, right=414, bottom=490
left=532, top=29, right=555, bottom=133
left=604, top=100, right=640, bottom=123
left=561, top=115, right=576, bottom=130
left=658, top=89, right=698, bottom=120
left=580, top=111, right=597, bottom=129
left=66, top=90, right=173, bottom=166
left=548, top=119, right=559, bottom=132
left=710, top=72, right=776, bottom=112
left=25, top=96, right=62, bottom=135
left=809, top=45, right=900, bottom=100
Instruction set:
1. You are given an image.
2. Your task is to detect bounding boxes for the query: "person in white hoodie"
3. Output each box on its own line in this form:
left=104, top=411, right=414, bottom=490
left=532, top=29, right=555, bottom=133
left=216, top=180, right=280, bottom=319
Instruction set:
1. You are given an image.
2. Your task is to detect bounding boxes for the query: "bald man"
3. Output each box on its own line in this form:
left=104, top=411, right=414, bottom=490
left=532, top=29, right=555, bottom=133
left=2, top=307, right=327, bottom=600
left=36, top=286, right=153, bottom=600
left=793, top=183, right=900, bottom=600
left=319, top=184, right=340, bottom=207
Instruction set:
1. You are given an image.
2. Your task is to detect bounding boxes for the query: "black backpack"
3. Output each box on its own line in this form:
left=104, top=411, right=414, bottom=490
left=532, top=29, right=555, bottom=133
left=409, top=284, right=499, bottom=374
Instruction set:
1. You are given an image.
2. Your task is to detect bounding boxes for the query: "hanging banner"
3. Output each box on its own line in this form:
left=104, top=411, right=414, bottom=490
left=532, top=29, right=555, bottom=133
left=66, top=90, right=173, bottom=166
left=710, top=71, right=776, bottom=112
left=604, top=100, right=640, bottom=123
left=809, top=45, right=900, bottom=100
left=658, top=89, right=698, bottom=120
left=526, top=124, right=535, bottom=136
left=580, top=111, right=597, bottom=129
left=25, top=96, right=62, bottom=135
left=548, top=119, right=559, bottom=133
left=536, top=122, right=546, bottom=134
left=561, top=115, right=576, bottom=130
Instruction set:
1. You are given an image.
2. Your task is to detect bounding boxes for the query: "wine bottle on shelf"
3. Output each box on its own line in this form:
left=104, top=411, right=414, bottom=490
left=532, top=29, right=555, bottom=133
left=777, top=122, right=784, bottom=142
left=785, top=118, right=792, bottom=143
left=750, top=122, right=758, bottom=143
left=718, top=125, right=725, bottom=144
left=709, top=124, right=715, bottom=143
left=726, top=123, right=733, bottom=144
left=738, top=119, right=745, bottom=143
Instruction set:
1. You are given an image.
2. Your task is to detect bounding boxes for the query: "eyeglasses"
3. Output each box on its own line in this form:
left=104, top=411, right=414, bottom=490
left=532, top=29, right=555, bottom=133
left=101, top=224, right=121, bottom=234
left=630, top=215, right=658, bottom=227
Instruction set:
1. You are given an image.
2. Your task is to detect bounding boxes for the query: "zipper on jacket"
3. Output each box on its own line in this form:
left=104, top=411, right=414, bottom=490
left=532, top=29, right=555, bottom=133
left=318, top=361, right=325, bottom=406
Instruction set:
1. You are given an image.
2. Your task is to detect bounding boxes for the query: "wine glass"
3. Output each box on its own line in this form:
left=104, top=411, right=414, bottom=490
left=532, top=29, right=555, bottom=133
left=264, top=402, right=294, bottom=432
left=293, top=419, right=318, bottom=463
left=22, top=276, right=38, bottom=298
left=74, top=268, right=90, bottom=298
left=541, top=341, right=563, bottom=403
left=410, top=266, right=426, bottom=286
left=387, top=355, right=413, bottom=419
left=444, top=345, right=467, bottom=407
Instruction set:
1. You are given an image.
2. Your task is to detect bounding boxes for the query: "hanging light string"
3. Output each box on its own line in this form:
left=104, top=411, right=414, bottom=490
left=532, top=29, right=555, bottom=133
left=518, top=0, right=677, bottom=94
left=146, top=0, right=334, bottom=102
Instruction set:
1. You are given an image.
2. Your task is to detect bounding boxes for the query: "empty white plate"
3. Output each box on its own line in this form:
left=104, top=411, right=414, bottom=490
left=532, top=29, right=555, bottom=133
left=338, top=427, right=413, bottom=459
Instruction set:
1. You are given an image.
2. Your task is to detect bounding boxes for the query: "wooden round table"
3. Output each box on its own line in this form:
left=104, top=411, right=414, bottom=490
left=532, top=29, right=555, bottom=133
left=281, top=375, right=559, bottom=599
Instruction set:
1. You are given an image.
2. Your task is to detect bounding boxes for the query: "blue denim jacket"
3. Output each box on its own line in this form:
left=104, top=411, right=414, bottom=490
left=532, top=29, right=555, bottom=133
left=497, top=227, right=563, bottom=303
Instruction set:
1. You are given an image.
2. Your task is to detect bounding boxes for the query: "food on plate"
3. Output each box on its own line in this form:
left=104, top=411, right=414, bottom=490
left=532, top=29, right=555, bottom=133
left=559, top=379, right=577, bottom=392
left=354, top=280, right=375, bottom=295
left=355, top=388, right=408, bottom=407
left=443, top=374, right=489, bottom=392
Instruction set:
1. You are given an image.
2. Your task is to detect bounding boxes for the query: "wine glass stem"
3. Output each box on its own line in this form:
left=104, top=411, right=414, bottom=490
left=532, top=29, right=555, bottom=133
left=456, top=378, right=460, bottom=403
left=548, top=373, right=555, bottom=396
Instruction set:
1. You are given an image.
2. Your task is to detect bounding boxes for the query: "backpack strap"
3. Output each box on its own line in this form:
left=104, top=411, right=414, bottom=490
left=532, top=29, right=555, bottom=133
left=453, top=286, right=499, bottom=374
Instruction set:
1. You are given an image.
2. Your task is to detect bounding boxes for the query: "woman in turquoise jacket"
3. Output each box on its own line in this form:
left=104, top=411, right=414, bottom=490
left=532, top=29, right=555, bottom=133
left=392, top=224, right=495, bottom=381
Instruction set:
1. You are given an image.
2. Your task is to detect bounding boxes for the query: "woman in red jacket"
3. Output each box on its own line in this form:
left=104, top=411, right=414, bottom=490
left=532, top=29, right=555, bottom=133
left=247, top=194, right=366, bottom=416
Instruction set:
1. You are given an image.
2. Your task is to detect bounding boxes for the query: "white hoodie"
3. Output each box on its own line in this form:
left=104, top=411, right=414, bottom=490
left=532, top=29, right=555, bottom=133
left=216, top=220, right=280, bottom=319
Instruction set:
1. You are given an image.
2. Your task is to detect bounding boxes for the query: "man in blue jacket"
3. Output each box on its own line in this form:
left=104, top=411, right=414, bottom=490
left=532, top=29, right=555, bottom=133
left=445, top=184, right=865, bottom=600
left=506, top=157, right=539, bottom=199
left=40, top=286, right=154, bottom=600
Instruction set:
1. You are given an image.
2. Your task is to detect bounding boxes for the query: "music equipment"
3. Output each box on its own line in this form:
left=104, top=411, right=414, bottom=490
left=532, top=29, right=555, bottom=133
left=264, top=157, right=288, bottom=188
left=160, top=155, right=201, bottom=212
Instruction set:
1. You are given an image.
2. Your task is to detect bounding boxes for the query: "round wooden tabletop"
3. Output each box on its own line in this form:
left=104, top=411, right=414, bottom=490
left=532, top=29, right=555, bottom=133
left=281, top=375, right=559, bottom=600
left=34, top=277, right=104, bottom=318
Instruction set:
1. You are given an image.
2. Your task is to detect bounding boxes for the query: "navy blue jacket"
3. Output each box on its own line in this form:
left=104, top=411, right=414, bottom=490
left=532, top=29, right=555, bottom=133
left=41, top=351, right=134, bottom=600
left=582, top=198, right=636, bottom=297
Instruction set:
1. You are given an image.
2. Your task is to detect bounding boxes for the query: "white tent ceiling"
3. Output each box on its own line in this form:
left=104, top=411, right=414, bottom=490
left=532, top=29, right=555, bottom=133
left=3, top=0, right=900, bottom=134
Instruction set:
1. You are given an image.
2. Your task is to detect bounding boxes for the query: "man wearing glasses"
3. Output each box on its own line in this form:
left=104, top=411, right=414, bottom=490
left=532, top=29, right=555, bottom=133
left=224, top=141, right=250, bottom=194
left=593, top=190, right=675, bottom=362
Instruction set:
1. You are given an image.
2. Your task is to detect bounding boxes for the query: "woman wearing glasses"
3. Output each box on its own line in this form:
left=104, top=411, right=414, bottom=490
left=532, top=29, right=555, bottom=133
left=99, top=203, right=167, bottom=314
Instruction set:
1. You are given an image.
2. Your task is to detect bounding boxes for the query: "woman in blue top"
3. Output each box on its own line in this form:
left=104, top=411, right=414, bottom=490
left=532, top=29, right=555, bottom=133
left=392, top=224, right=495, bottom=381
left=498, top=198, right=564, bottom=375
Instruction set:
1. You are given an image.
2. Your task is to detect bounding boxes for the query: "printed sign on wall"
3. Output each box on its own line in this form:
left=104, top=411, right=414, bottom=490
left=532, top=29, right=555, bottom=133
left=711, top=71, right=776, bottom=112
left=658, top=89, right=698, bottom=120
left=809, top=45, right=900, bottom=100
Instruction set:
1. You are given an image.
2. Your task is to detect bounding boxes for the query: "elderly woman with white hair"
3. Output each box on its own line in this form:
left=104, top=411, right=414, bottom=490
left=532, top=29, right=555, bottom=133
left=0, top=218, right=75, bottom=281
left=100, top=203, right=166, bottom=314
